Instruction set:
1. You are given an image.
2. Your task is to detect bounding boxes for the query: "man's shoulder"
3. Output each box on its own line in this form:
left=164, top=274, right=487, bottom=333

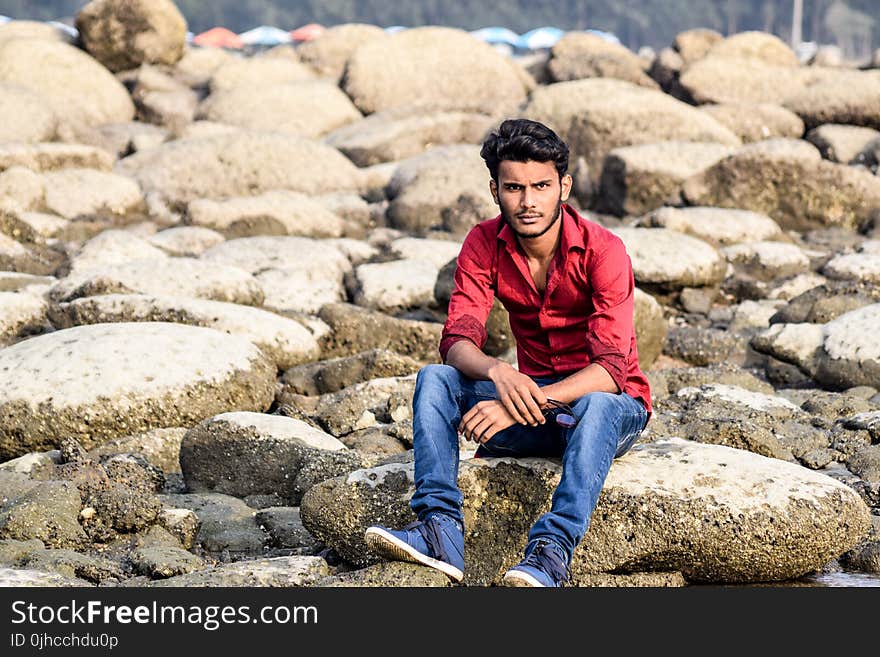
left=566, top=206, right=626, bottom=255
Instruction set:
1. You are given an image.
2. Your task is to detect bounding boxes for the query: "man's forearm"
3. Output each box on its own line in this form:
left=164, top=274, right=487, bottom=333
left=444, top=339, right=511, bottom=381
left=539, top=363, right=619, bottom=404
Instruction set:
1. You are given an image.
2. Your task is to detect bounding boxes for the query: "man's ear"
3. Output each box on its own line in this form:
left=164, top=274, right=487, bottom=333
left=560, top=174, right=573, bottom=202
left=489, top=179, right=499, bottom=206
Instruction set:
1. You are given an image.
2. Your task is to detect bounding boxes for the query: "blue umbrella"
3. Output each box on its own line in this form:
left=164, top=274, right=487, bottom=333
left=385, top=25, right=407, bottom=34
left=517, top=26, right=564, bottom=50
left=470, top=26, right=521, bottom=47
left=238, top=25, right=292, bottom=46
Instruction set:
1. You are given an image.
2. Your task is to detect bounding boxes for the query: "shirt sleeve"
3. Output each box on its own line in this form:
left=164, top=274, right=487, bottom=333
left=585, top=236, right=635, bottom=393
left=439, top=226, right=495, bottom=362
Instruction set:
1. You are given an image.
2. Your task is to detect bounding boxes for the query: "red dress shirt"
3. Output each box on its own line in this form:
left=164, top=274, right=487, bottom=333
left=439, top=203, right=652, bottom=415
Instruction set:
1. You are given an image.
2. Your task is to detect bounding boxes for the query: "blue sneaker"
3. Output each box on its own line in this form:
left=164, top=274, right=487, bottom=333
left=365, top=513, right=465, bottom=582
left=502, top=539, right=571, bottom=587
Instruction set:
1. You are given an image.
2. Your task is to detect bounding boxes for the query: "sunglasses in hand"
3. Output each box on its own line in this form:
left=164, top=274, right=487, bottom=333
left=542, top=398, right=578, bottom=428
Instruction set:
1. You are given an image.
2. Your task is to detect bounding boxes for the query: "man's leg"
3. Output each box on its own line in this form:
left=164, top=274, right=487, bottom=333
left=504, top=391, right=648, bottom=586
left=365, top=363, right=498, bottom=581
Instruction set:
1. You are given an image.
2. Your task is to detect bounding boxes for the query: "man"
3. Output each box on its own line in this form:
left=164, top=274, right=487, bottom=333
left=365, top=118, right=651, bottom=587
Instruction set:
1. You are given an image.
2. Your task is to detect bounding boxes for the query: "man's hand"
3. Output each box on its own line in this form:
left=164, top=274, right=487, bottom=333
left=459, top=400, right=518, bottom=444
left=487, top=361, right=547, bottom=426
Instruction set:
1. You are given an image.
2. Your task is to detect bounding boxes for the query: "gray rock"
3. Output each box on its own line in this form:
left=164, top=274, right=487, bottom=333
left=0, top=450, right=59, bottom=480
left=149, top=555, right=328, bottom=587
left=0, top=480, right=86, bottom=548
left=129, top=546, right=205, bottom=578
left=180, top=412, right=350, bottom=505
left=318, top=302, right=442, bottom=362
left=156, top=507, right=198, bottom=549
left=847, top=445, right=880, bottom=485
left=23, top=548, right=124, bottom=584
left=87, top=427, right=186, bottom=475
left=663, top=326, right=744, bottom=367
left=254, top=507, right=318, bottom=551
left=599, top=141, right=732, bottom=216
left=148, top=226, right=224, bottom=257
left=280, top=349, right=421, bottom=396
left=699, top=102, right=805, bottom=143
left=815, top=304, right=880, bottom=389
left=806, top=124, right=880, bottom=164
left=722, top=241, right=810, bottom=281
left=549, top=32, right=657, bottom=88
left=636, top=206, right=782, bottom=247
left=301, top=439, right=871, bottom=584
left=0, top=323, right=275, bottom=458
left=657, top=363, right=774, bottom=396
left=0, top=566, right=92, bottom=587
left=159, top=493, right=267, bottom=557
left=49, top=293, right=320, bottom=370
left=613, top=227, right=726, bottom=291
left=318, top=561, right=451, bottom=587
left=0, top=538, right=44, bottom=566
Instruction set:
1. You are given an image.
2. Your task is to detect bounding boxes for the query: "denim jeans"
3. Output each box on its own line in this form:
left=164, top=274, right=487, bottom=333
left=409, top=363, right=649, bottom=560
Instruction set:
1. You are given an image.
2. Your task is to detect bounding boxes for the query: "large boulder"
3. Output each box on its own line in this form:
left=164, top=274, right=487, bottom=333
left=75, top=0, right=187, bottom=72
left=180, top=412, right=352, bottom=504
left=783, top=70, right=880, bottom=131
left=296, top=23, right=388, bottom=81
left=41, top=169, right=144, bottom=221
left=301, top=438, right=871, bottom=584
left=200, top=236, right=350, bottom=315
left=612, top=227, right=726, bottom=290
left=598, top=141, right=733, bottom=216
left=114, top=132, right=362, bottom=211
left=524, top=78, right=740, bottom=182
left=699, top=102, right=805, bottom=143
left=0, top=84, right=56, bottom=144
left=672, top=28, right=723, bottom=64
left=49, top=257, right=264, bottom=306
left=187, top=191, right=345, bottom=239
left=679, top=57, right=813, bottom=105
left=318, top=302, right=442, bottom=362
left=681, top=139, right=880, bottom=232
left=198, top=80, right=361, bottom=138
left=0, top=323, right=275, bottom=458
left=0, top=39, right=134, bottom=128
left=0, top=21, right=74, bottom=45
left=0, top=143, right=114, bottom=174
left=280, top=349, right=421, bottom=397
left=48, top=293, right=321, bottom=370
left=706, top=31, right=799, bottom=67
left=325, top=107, right=494, bottom=167
left=806, top=124, right=880, bottom=164
left=148, top=555, right=328, bottom=587
left=0, top=291, right=47, bottom=346
left=636, top=206, right=782, bottom=246
left=208, top=55, right=315, bottom=93
left=548, top=32, right=657, bottom=88
left=815, top=304, right=880, bottom=390
left=342, top=27, right=531, bottom=116
left=386, top=144, right=496, bottom=235
left=633, top=288, right=666, bottom=370
left=351, top=259, right=440, bottom=312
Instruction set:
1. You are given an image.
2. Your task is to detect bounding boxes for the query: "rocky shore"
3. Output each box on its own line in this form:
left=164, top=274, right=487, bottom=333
left=0, top=0, right=879, bottom=587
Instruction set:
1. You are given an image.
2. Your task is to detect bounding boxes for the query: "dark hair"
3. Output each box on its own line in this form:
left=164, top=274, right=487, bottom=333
left=480, top=118, right=569, bottom=182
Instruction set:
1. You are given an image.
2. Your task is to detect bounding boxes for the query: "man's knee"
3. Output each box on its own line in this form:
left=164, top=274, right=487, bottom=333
left=417, top=363, right=460, bottom=388
left=571, top=392, right=620, bottom=418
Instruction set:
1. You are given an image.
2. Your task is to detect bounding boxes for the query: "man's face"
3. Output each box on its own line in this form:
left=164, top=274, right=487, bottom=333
left=490, top=160, right=572, bottom=241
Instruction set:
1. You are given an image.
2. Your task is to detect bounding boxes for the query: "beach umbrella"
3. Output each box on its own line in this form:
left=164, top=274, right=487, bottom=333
left=517, top=26, right=564, bottom=50
left=470, top=26, right=521, bottom=47
left=290, top=23, right=324, bottom=42
left=239, top=25, right=292, bottom=46
left=0, top=16, right=11, bottom=25
left=193, top=26, right=244, bottom=49
left=384, top=25, right=407, bottom=34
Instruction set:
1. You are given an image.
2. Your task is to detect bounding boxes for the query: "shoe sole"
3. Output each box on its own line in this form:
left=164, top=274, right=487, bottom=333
left=365, top=527, right=464, bottom=582
left=502, top=569, right=546, bottom=587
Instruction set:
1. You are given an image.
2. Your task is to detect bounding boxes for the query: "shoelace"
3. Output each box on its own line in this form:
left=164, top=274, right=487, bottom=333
left=523, top=541, right=571, bottom=585
left=403, top=516, right=457, bottom=565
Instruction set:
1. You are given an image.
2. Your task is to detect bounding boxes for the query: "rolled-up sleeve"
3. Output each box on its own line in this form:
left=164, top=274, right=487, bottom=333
left=439, top=227, right=495, bottom=362
left=584, top=237, right=635, bottom=393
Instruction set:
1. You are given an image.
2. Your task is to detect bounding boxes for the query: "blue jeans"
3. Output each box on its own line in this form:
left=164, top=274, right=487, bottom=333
left=409, top=364, right=649, bottom=560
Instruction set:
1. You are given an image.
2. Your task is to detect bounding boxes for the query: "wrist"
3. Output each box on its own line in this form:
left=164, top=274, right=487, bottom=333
left=487, top=360, right=513, bottom=382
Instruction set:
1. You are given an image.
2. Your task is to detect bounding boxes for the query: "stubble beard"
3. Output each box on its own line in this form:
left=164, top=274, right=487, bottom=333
left=501, top=195, right=564, bottom=240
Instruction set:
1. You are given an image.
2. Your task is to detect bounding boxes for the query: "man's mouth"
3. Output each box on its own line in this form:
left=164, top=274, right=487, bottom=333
left=517, top=214, right=541, bottom=221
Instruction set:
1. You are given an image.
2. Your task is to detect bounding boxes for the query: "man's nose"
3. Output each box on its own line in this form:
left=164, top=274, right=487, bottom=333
left=521, top=188, right=536, bottom=208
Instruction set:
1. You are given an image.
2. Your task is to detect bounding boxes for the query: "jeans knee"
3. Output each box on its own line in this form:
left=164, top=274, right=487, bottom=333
left=417, top=364, right=459, bottom=388
left=571, top=392, right=619, bottom=418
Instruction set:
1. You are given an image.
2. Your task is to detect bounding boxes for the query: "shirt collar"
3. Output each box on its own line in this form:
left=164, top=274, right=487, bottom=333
left=497, top=203, right=585, bottom=253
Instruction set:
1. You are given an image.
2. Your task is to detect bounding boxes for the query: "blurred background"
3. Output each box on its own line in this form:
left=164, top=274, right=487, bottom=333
left=3, top=0, right=878, bottom=61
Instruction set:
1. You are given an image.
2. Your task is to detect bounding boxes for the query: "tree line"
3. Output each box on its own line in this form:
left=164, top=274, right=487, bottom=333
left=2, top=0, right=877, bottom=54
